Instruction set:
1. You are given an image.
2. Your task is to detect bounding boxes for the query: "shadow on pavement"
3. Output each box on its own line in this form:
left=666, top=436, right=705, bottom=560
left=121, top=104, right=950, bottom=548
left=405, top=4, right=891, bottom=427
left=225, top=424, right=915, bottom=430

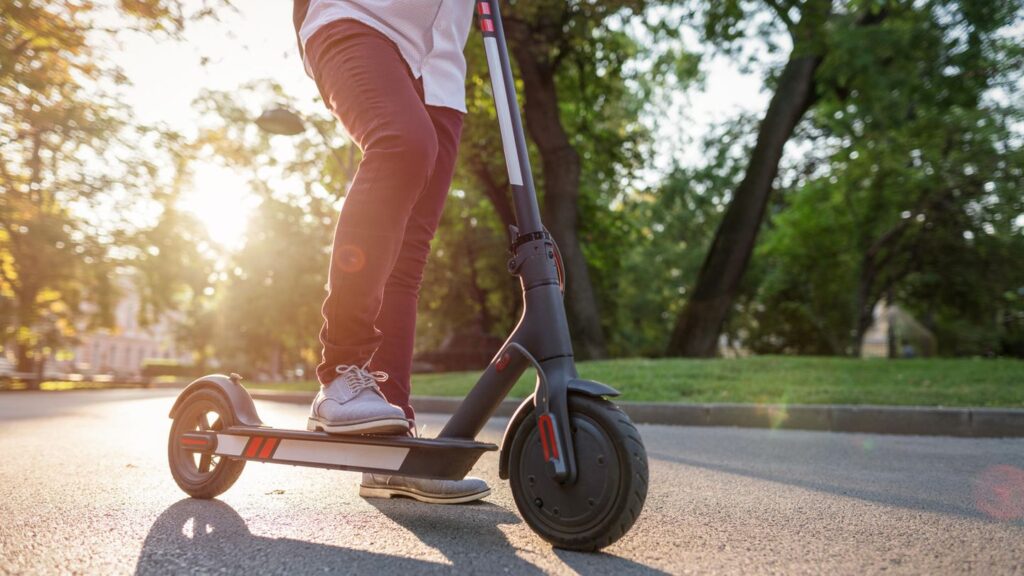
left=552, top=548, right=671, bottom=575
left=650, top=449, right=1024, bottom=525
left=367, top=498, right=668, bottom=575
left=136, top=498, right=667, bottom=575
left=135, top=499, right=450, bottom=575
left=366, top=497, right=543, bottom=574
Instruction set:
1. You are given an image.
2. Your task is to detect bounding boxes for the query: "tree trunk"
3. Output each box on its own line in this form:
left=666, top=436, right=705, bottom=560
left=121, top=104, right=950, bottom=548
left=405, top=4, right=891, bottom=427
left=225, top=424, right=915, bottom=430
left=15, top=340, right=33, bottom=373
left=472, top=163, right=516, bottom=233
left=270, top=343, right=282, bottom=380
left=507, top=26, right=607, bottom=359
left=666, top=53, right=822, bottom=357
left=13, top=284, right=40, bottom=389
left=853, top=258, right=878, bottom=358
left=465, top=237, right=494, bottom=334
left=35, top=353, right=46, bottom=387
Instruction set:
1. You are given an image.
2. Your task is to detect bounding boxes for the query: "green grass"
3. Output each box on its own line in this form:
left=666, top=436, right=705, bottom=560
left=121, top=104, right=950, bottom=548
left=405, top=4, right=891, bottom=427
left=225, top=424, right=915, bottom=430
left=245, top=356, right=1024, bottom=408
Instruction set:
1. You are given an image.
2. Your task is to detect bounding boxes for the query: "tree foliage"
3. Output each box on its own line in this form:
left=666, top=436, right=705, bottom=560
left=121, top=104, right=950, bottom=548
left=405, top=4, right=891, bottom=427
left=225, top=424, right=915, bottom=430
left=0, top=0, right=224, bottom=380
left=740, top=0, right=1024, bottom=356
left=6, top=0, right=1023, bottom=384
left=665, top=0, right=1023, bottom=357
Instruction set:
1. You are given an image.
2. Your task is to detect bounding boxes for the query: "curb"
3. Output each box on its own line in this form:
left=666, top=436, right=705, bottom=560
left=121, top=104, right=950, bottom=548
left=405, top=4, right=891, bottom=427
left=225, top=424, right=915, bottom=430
left=242, top=390, right=1024, bottom=439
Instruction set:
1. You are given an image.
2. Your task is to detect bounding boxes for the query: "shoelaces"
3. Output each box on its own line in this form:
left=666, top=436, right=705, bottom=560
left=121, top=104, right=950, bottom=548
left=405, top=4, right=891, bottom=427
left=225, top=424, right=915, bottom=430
left=334, top=361, right=388, bottom=394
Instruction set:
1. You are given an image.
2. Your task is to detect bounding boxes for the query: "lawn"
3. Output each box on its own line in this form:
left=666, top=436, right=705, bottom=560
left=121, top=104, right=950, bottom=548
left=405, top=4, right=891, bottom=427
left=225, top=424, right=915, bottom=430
left=245, top=356, right=1024, bottom=408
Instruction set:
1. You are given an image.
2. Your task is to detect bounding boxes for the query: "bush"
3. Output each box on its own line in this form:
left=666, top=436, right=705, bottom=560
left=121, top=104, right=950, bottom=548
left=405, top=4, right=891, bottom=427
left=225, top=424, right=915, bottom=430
left=141, top=360, right=201, bottom=379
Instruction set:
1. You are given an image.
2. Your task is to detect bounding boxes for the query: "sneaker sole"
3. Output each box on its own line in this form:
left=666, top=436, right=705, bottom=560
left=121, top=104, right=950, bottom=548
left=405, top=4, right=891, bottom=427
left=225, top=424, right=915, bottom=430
left=307, top=417, right=410, bottom=435
left=359, top=484, right=491, bottom=505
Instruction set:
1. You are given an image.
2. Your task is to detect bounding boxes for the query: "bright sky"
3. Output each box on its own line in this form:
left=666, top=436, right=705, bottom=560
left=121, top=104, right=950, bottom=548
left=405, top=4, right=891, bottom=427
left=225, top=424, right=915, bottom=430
left=109, top=3, right=767, bottom=248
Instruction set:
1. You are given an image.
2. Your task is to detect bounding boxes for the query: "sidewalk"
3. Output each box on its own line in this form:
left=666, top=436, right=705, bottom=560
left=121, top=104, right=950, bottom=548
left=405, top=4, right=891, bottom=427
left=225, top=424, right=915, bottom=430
left=239, top=389, right=1024, bottom=438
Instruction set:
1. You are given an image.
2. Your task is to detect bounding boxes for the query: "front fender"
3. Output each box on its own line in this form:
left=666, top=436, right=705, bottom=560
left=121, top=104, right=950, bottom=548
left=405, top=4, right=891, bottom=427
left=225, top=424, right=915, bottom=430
left=168, top=374, right=264, bottom=427
left=497, top=378, right=620, bottom=479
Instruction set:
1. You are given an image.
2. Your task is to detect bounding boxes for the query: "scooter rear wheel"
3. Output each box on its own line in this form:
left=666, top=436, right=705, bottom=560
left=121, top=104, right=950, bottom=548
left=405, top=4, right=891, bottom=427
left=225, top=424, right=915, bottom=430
left=168, top=389, right=245, bottom=499
left=508, top=394, right=648, bottom=551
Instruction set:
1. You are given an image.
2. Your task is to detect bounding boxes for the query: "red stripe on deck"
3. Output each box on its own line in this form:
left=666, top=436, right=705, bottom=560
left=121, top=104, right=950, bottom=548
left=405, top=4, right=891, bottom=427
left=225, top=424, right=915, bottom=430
left=258, top=437, right=278, bottom=459
left=244, top=437, right=264, bottom=458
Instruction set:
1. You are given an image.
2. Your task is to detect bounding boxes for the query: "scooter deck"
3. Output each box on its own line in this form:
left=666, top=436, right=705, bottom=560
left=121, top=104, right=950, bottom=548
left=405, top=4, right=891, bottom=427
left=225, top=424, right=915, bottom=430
left=181, top=425, right=497, bottom=481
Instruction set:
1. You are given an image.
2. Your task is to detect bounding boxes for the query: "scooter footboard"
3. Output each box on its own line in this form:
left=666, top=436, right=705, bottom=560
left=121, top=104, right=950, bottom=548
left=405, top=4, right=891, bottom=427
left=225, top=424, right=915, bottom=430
left=182, top=426, right=497, bottom=481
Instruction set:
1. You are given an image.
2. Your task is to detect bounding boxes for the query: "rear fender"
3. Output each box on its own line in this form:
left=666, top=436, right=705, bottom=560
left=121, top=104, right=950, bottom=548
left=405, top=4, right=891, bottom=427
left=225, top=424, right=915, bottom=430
left=168, top=374, right=264, bottom=427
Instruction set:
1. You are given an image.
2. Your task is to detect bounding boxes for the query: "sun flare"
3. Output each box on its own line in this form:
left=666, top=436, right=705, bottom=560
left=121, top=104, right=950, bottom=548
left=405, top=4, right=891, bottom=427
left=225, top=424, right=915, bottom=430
left=179, top=164, right=257, bottom=250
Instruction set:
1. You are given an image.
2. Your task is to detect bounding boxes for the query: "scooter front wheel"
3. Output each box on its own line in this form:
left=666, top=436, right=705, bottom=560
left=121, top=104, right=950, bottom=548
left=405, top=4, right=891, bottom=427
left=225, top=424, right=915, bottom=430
left=168, top=388, right=245, bottom=499
left=508, top=394, right=648, bottom=551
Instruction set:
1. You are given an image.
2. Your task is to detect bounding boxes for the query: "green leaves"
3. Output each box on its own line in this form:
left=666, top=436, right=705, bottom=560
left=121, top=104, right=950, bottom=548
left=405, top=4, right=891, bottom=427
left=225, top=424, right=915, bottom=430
left=0, top=0, right=226, bottom=376
left=745, top=0, right=1024, bottom=355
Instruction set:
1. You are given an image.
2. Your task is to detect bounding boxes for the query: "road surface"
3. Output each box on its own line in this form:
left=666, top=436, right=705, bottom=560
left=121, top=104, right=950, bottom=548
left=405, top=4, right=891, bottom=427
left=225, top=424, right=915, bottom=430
left=1, top=390, right=1022, bottom=574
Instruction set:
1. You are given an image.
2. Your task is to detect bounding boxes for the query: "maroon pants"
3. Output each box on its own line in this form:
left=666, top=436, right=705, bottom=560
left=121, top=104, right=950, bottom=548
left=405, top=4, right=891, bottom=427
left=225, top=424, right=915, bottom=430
left=306, top=20, right=464, bottom=421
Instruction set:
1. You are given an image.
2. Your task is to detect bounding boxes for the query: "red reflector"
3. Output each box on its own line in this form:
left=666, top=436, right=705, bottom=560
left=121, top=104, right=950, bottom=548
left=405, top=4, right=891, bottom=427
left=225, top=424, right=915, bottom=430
left=538, top=417, right=551, bottom=461
left=538, top=414, right=559, bottom=461
left=244, top=437, right=264, bottom=458
left=495, top=352, right=511, bottom=372
left=181, top=437, right=207, bottom=446
left=481, top=19, right=494, bottom=33
left=478, top=2, right=491, bottom=15
left=545, top=416, right=559, bottom=459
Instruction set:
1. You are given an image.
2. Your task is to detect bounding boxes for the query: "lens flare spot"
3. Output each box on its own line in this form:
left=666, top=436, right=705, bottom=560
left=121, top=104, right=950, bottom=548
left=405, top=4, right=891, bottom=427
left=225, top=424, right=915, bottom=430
left=765, top=404, right=788, bottom=429
left=336, top=244, right=366, bottom=273
left=974, top=465, right=1024, bottom=521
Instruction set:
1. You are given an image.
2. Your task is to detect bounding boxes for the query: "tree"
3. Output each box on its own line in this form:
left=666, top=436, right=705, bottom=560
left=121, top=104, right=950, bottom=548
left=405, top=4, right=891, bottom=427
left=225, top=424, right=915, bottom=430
left=612, top=116, right=755, bottom=355
left=187, top=81, right=356, bottom=377
left=213, top=192, right=335, bottom=378
left=742, top=0, right=1024, bottom=356
left=417, top=187, right=519, bottom=352
left=0, top=0, right=224, bottom=383
left=667, top=0, right=891, bottom=356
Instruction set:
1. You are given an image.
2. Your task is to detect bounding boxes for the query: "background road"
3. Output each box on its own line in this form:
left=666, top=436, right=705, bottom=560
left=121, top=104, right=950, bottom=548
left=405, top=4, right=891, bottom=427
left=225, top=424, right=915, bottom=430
left=1, top=390, right=1022, bottom=575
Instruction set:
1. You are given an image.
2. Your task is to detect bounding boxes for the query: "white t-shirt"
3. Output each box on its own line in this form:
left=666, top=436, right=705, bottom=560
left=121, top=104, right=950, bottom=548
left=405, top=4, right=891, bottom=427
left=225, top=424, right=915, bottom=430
left=299, top=0, right=475, bottom=113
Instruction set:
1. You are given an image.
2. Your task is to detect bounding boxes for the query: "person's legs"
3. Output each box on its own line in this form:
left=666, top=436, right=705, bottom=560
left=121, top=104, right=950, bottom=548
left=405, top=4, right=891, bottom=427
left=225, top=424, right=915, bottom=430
left=305, top=19, right=489, bottom=504
left=304, top=20, right=437, bottom=433
left=371, top=106, right=464, bottom=422
left=307, top=20, right=438, bottom=384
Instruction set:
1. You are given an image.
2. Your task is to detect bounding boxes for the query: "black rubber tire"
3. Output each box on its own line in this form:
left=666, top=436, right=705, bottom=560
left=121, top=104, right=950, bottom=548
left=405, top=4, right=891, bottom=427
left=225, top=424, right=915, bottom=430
left=508, top=394, right=648, bottom=551
left=168, top=388, right=245, bottom=499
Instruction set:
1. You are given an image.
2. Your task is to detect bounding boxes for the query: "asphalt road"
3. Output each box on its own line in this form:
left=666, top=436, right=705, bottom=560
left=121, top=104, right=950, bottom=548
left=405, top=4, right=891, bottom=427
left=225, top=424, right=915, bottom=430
left=1, top=389, right=1022, bottom=575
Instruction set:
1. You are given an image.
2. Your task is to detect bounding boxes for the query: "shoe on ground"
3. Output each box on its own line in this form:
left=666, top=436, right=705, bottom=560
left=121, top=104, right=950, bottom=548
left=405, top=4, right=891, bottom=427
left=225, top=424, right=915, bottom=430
left=307, top=363, right=409, bottom=435
left=360, top=473, right=491, bottom=504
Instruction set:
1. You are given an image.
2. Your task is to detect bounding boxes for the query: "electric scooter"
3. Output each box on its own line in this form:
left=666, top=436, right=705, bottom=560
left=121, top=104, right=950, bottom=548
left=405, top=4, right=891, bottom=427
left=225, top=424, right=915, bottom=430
left=168, top=0, right=649, bottom=551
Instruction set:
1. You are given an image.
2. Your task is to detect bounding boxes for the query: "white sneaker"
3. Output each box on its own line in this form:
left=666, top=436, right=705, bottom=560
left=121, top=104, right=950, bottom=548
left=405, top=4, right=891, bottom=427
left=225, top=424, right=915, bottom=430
left=307, top=363, right=409, bottom=435
left=360, top=473, right=491, bottom=504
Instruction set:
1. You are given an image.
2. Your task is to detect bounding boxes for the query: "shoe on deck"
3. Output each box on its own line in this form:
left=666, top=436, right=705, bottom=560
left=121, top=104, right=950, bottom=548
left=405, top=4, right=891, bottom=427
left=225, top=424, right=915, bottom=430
left=308, top=363, right=409, bottom=435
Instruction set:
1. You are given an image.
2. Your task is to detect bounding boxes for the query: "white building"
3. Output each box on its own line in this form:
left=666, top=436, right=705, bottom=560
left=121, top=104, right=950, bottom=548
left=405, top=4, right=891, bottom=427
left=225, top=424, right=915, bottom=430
left=861, top=301, right=937, bottom=358
left=65, top=276, right=191, bottom=377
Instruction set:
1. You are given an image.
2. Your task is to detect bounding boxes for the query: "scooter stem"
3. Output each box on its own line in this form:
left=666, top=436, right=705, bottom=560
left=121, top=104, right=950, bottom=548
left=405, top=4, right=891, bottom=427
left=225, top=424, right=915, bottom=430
left=438, top=1, right=580, bottom=484
left=475, top=0, right=543, bottom=234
